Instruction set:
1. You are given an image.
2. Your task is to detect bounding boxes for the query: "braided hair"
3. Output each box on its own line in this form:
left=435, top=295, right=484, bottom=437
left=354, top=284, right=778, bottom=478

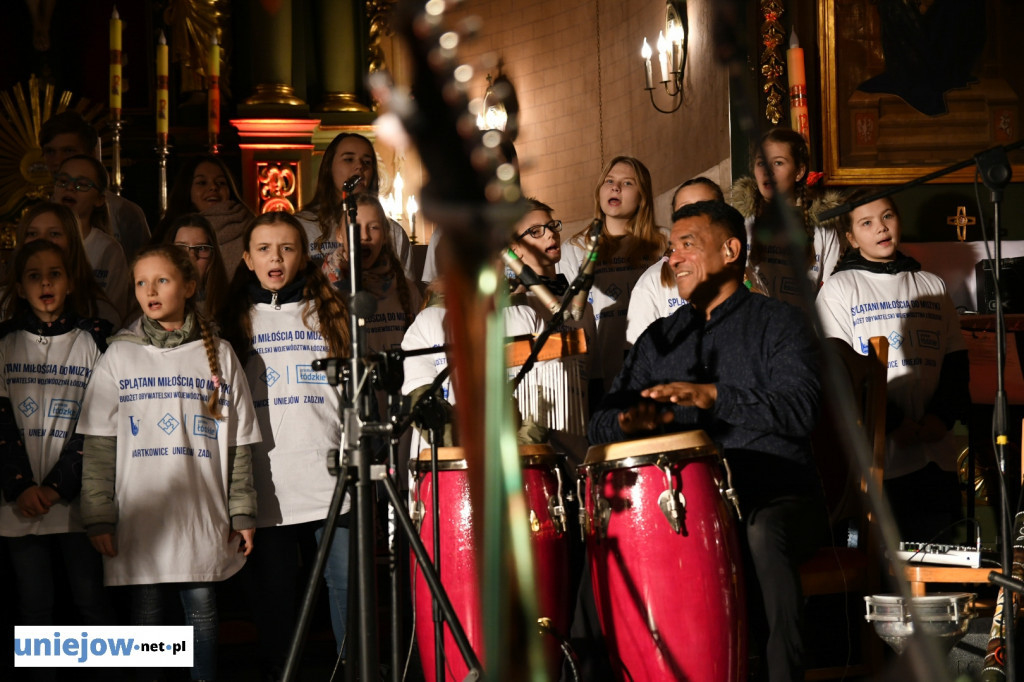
left=131, top=244, right=224, bottom=420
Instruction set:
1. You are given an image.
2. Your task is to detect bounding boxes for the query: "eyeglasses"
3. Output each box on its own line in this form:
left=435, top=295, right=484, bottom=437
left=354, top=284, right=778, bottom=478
left=54, top=174, right=99, bottom=193
left=515, top=220, right=562, bottom=240
left=175, top=243, right=214, bottom=259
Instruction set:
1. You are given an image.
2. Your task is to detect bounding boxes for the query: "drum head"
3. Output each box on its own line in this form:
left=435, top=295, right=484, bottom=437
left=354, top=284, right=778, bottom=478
left=582, top=431, right=718, bottom=472
left=413, top=447, right=468, bottom=472
left=865, top=592, right=976, bottom=623
left=414, top=443, right=564, bottom=471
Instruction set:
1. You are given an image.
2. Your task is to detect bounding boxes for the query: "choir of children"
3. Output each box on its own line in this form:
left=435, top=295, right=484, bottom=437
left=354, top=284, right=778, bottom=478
left=1, top=109, right=974, bottom=681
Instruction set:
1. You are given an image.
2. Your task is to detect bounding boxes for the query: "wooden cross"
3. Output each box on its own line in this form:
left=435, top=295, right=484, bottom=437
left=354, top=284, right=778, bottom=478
left=947, top=205, right=976, bottom=242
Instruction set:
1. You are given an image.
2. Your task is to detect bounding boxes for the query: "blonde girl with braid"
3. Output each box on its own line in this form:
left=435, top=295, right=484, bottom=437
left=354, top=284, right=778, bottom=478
left=220, top=211, right=352, bottom=672
left=729, top=127, right=842, bottom=308
left=78, top=244, right=260, bottom=682
left=561, top=155, right=666, bottom=393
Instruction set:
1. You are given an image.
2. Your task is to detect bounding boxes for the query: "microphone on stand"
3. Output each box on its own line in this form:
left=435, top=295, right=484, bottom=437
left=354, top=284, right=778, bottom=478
left=570, top=219, right=603, bottom=321
left=502, top=249, right=560, bottom=314
left=342, top=174, right=363, bottom=195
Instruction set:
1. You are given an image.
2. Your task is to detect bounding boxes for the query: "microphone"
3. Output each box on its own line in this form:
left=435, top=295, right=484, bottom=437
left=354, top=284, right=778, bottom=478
left=502, top=249, right=560, bottom=314
left=342, top=174, right=363, bottom=194
left=570, top=219, right=603, bottom=321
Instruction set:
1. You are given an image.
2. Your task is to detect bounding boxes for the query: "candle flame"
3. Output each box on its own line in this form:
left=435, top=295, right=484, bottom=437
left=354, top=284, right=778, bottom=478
left=789, top=28, right=800, bottom=50
left=111, top=6, right=119, bottom=20
left=641, top=37, right=652, bottom=59
left=159, top=30, right=167, bottom=45
left=656, top=31, right=669, bottom=55
left=407, top=195, right=418, bottom=215
left=669, top=22, right=684, bottom=45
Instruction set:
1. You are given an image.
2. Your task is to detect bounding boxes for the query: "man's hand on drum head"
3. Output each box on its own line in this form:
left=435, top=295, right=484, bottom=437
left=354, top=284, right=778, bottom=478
left=617, top=401, right=674, bottom=434
left=642, top=382, right=718, bottom=410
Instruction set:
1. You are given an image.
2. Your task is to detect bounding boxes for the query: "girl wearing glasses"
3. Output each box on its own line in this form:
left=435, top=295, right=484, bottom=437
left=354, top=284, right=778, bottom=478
left=51, top=156, right=131, bottom=324
left=10, top=202, right=120, bottom=330
left=561, top=156, right=665, bottom=394
left=162, top=214, right=230, bottom=320
left=507, top=199, right=595, bottom=468
left=155, top=155, right=255, bottom=276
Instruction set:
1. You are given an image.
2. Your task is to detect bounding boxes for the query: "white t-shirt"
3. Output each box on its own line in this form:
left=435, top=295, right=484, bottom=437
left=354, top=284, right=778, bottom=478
left=0, top=327, right=100, bottom=537
left=816, top=267, right=966, bottom=478
left=420, top=230, right=442, bottom=284
left=625, top=258, right=687, bottom=346
left=78, top=327, right=261, bottom=586
left=746, top=217, right=841, bottom=307
left=400, top=303, right=544, bottom=457
left=296, top=211, right=415, bottom=280
left=559, top=237, right=658, bottom=391
left=246, top=302, right=345, bottom=527
left=83, top=228, right=130, bottom=322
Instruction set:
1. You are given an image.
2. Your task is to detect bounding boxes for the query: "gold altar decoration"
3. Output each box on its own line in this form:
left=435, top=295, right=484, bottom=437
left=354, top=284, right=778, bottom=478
left=759, top=0, right=785, bottom=125
left=0, top=76, right=105, bottom=221
left=164, top=0, right=229, bottom=95
left=366, top=0, right=394, bottom=77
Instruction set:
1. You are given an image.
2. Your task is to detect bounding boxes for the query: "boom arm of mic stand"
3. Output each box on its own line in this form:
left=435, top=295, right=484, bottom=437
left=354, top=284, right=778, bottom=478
left=815, top=138, right=1024, bottom=223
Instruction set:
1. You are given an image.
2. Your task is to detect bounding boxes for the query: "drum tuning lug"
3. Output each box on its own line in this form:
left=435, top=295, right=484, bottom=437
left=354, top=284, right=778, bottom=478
left=411, top=500, right=424, bottom=531
left=548, top=466, right=567, bottom=535
left=658, top=489, right=687, bottom=535
left=549, top=498, right=567, bottom=535
left=720, top=458, right=743, bottom=521
left=530, top=509, right=541, bottom=533
left=724, top=487, right=743, bottom=521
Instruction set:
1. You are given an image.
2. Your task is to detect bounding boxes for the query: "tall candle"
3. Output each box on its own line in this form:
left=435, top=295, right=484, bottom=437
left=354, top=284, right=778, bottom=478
left=156, top=31, right=169, bottom=138
left=109, top=7, right=122, bottom=117
left=641, top=38, right=653, bottom=90
left=406, top=195, right=419, bottom=243
left=787, top=29, right=809, bottom=142
left=208, top=36, right=220, bottom=136
left=656, top=31, right=669, bottom=83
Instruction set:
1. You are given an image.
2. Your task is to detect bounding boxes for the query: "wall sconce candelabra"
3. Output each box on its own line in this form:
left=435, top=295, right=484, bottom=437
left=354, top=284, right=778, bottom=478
left=641, top=1, right=687, bottom=114
left=476, top=74, right=509, bottom=132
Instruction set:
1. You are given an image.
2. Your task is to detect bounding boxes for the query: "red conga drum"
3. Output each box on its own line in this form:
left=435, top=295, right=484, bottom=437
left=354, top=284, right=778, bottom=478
left=411, top=444, right=570, bottom=681
left=580, top=431, right=746, bottom=681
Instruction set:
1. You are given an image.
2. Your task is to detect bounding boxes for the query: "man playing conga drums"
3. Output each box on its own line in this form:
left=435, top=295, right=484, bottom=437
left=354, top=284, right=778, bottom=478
left=589, top=200, right=826, bottom=682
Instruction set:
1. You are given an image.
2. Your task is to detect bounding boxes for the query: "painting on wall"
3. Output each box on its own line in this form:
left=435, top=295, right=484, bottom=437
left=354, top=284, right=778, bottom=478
left=819, top=0, right=1024, bottom=184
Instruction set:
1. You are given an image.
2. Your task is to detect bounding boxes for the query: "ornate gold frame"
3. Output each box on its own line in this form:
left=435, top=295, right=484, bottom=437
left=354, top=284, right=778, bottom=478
left=818, top=0, right=1023, bottom=185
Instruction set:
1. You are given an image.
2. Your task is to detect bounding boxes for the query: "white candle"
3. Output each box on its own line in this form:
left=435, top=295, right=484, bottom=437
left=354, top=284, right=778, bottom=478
left=641, top=38, right=653, bottom=89
left=656, top=31, right=669, bottom=83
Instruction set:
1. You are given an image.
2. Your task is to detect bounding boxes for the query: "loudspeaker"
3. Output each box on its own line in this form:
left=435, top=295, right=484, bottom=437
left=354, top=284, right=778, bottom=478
left=975, top=258, right=1024, bottom=313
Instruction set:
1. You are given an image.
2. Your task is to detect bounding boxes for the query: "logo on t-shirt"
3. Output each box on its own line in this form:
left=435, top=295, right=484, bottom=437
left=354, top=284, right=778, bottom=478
left=193, top=415, right=219, bottom=441
left=47, top=399, right=80, bottom=420
left=916, top=330, right=939, bottom=350
left=130, top=416, right=141, bottom=436
left=158, top=413, right=180, bottom=435
left=606, top=283, right=623, bottom=302
left=261, top=367, right=281, bottom=387
left=18, top=397, right=38, bottom=418
left=296, top=365, right=328, bottom=384
left=887, top=331, right=904, bottom=350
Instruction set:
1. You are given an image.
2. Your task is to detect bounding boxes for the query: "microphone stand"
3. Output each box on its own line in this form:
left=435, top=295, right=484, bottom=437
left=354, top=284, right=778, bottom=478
left=812, top=140, right=1020, bottom=680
